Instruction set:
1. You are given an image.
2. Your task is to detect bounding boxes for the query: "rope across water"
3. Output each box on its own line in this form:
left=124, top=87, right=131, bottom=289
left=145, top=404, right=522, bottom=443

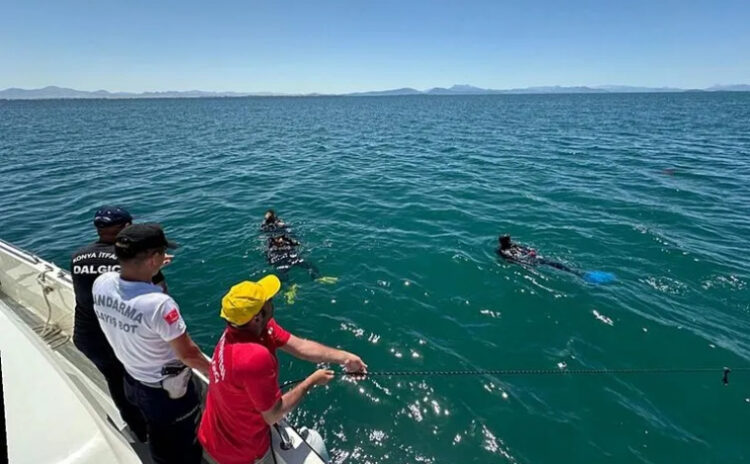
left=280, top=366, right=750, bottom=389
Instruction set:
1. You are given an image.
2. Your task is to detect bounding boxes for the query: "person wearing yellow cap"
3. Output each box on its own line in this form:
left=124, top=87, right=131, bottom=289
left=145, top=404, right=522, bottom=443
left=198, top=274, right=367, bottom=464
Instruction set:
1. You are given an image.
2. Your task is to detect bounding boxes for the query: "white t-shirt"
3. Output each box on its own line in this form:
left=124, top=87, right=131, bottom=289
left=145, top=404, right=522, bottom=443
left=92, top=272, right=187, bottom=383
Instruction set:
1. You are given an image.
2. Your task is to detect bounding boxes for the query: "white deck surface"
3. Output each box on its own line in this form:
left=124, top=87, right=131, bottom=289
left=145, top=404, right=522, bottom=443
left=1, top=299, right=141, bottom=464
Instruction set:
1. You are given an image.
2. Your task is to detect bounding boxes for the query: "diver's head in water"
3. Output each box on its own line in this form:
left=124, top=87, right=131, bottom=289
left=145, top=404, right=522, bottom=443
left=499, top=235, right=512, bottom=250
left=263, top=209, right=276, bottom=225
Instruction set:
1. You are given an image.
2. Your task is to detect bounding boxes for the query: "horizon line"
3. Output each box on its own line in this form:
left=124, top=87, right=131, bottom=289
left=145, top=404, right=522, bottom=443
left=2, top=83, right=749, bottom=100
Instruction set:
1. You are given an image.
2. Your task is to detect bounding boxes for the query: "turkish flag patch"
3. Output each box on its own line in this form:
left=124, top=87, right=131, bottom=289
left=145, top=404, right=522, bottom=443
left=164, top=308, right=180, bottom=325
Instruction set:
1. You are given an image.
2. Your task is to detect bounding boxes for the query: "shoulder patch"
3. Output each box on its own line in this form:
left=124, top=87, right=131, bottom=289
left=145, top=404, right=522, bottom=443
left=164, top=308, right=180, bottom=325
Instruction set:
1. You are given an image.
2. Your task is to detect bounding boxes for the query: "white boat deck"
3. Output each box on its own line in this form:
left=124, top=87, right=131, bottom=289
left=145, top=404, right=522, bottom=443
left=0, top=296, right=146, bottom=463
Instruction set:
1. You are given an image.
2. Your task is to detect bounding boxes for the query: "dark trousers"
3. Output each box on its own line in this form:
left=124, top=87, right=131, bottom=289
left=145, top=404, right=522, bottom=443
left=74, top=327, right=148, bottom=441
left=124, top=372, right=203, bottom=464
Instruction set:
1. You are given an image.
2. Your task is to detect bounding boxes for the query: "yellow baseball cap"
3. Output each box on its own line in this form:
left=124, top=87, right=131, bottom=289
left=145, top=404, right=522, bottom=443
left=220, top=275, right=281, bottom=325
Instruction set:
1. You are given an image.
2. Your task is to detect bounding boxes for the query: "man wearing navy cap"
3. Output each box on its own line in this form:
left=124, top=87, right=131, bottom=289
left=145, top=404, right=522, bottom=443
left=70, top=206, right=167, bottom=441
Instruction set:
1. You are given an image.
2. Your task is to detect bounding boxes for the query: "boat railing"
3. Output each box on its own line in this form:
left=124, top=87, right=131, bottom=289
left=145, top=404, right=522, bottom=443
left=0, top=239, right=75, bottom=344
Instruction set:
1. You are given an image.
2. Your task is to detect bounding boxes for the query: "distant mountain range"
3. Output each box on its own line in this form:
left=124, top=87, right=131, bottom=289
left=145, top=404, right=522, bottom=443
left=348, top=84, right=750, bottom=96
left=0, top=86, right=276, bottom=100
left=2, top=84, right=749, bottom=100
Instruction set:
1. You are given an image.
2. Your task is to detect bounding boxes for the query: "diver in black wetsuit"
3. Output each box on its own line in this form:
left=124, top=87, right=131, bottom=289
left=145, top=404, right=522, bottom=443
left=497, top=235, right=580, bottom=275
left=261, top=210, right=320, bottom=279
left=266, top=234, right=320, bottom=279
left=261, top=209, right=287, bottom=232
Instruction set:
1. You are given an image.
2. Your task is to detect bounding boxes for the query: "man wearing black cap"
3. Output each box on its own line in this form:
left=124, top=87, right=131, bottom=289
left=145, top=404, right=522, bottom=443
left=70, top=205, right=156, bottom=441
left=93, top=223, right=210, bottom=464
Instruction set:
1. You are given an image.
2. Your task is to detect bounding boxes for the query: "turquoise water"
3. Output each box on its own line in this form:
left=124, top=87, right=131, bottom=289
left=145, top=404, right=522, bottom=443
left=1, top=94, right=749, bottom=463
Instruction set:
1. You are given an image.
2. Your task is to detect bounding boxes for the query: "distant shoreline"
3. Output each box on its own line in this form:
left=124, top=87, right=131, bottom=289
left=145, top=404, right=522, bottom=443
left=2, top=91, right=749, bottom=102
left=2, top=84, right=749, bottom=101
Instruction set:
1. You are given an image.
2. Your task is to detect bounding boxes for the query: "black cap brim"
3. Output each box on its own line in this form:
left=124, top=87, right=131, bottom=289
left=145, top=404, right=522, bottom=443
left=166, top=240, right=179, bottom=250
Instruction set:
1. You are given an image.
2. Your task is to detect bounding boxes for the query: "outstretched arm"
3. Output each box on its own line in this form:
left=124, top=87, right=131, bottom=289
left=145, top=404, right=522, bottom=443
left=260, top=369, right=333, bottom=425
left=281, top=335, right=367, bottom=373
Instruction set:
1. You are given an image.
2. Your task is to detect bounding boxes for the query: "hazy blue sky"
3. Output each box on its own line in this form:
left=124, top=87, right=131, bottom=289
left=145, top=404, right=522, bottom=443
left=2, top=0, right=748, bottom=93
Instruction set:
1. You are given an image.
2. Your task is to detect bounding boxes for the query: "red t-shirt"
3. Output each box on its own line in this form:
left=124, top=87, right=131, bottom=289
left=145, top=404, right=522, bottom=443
left=198, top=319, right=291, bottom=464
